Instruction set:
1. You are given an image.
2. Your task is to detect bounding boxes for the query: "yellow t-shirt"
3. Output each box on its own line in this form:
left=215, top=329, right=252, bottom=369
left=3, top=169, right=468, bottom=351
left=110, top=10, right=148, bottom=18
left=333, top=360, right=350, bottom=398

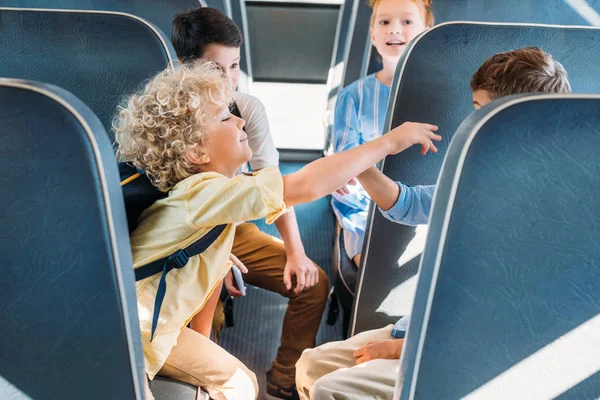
left=130, top=167, right=286, bottom=378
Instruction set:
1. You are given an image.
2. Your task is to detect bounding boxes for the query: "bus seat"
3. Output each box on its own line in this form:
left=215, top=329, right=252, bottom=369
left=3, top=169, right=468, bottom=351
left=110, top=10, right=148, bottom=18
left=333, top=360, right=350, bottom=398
left=150, top=377, right=209, bottom=400
left=0, top=7, right=176, bottom=139
left=0, top=78, right=202, bottom=400
left=0, top=1, right=201, bottom=40
left=330, top=223, right=358, bottom=337
left=324, top=0, right=360, bottom=152
left=204, top=0, right=230, bottom=17
left=0, top=78, right=145, bottom=399
left=352, top=22, right=600, bottom=335
left=364, top=0, right=600, bottom=84
left=398, top=94, right=600, bottom=400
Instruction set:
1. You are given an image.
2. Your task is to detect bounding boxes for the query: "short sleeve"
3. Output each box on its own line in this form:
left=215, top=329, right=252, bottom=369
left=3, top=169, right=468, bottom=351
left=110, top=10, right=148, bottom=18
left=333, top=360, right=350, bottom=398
left=234, top=92, right=279, bottom=170
left=185, top=167, right=287, bottom=227
left=379, top=183, right=435, bottom=226
left=391, top=315, right=411, bottom=338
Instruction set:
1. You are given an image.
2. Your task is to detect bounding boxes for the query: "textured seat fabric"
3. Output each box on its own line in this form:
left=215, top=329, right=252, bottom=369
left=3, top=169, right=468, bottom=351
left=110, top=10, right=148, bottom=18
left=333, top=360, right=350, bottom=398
left=150, top=377, right=205, bottom=400
left=398, top=94, right=600, bottom=400
left=0, top=1, right=201, bottom=40
left=364, top=0, right=600, bottom=76
left=352, top=22, right=600, bottom=335
left=0, top=79, right=145, bottom=400
left=0, top=8, right=176, bottom=139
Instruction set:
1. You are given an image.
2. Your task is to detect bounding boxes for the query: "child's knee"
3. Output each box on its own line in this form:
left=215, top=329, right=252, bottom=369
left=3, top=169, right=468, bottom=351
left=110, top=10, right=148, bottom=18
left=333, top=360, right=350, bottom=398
left=309, top=374, right=338, bottom=399
left=295, top=348, right=318, bottom=388
left=211, top=363, right=258, bottom=400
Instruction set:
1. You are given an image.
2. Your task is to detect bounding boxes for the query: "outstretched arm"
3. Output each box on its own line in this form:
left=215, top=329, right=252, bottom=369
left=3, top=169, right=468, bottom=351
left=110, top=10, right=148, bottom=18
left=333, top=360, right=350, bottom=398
left=358, top=166, right=436, bottom=226
left=283, top=122, right=440, bottom=207
left=356, top=167, right=401, bottom=211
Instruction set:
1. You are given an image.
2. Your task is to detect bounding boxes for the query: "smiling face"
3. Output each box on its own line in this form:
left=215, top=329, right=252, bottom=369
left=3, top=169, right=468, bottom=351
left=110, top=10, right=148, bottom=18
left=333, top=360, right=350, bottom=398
left=201, top=43, right=241, bottom=89
left=370, top=0, right=428, bottom=66
left=188, top=104, right=252, bottom=177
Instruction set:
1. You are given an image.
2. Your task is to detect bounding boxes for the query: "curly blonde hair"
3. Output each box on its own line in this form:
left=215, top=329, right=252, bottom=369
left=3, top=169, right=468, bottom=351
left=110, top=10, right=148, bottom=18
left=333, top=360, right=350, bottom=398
left=114, top=62, right=233, bottom=192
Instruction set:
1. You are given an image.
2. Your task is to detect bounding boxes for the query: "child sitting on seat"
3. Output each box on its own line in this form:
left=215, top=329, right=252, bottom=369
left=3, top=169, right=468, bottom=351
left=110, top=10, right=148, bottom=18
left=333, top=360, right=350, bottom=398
left=295, top=46, right=571, bottom=400
left=331, top=0, right=434, bottom=268
left=172, top=10, right=330, bottom=397
left=114, top=62, right=440, bottom=400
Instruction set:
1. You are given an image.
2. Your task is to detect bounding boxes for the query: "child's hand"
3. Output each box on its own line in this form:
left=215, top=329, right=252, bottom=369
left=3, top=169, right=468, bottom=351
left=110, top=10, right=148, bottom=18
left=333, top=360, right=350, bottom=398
left=353, top=339, right=404, bottom=365
left=225, top=254, right=248, bottom=297
left=384, top=122, right=441, bottom=155
left=335, top=177, right=358, bottom=196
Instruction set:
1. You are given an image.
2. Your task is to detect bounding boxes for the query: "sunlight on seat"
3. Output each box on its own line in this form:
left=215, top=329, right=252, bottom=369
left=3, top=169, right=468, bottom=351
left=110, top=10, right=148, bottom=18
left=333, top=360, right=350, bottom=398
left=0, top=375, right=30, bottom=399
left=564, top=0, right=600, bottom=25
left=464, top=313, right=600, bottom=400
left=375, top=225, right=428, bottom=317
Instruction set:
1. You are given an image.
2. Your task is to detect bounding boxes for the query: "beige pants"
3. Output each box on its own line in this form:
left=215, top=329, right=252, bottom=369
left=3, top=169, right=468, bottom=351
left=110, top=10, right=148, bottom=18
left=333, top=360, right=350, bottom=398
left=152, top=328, right=258, bottom=400
left=295, top=325, right=399, bottom=400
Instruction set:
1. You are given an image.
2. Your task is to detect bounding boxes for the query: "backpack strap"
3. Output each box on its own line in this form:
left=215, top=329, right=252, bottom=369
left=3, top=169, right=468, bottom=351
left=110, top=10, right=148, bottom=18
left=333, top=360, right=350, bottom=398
left=135, top=223, right=228, bottom=341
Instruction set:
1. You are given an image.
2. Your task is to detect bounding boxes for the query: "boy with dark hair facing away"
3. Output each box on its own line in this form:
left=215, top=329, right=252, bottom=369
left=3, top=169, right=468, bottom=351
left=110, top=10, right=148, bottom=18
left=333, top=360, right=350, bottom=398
left=296, top=46, right=571, bottom=400
left=172, top=8, right=327, bottom=399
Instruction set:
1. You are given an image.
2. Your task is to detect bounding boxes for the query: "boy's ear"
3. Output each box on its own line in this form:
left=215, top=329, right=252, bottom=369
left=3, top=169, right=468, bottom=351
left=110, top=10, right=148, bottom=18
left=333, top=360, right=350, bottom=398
left=185, top=146, right=210, bottom=166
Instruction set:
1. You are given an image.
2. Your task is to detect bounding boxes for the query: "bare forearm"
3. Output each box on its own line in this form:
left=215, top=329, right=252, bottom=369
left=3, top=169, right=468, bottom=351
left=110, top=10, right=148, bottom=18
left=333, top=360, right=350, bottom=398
left=283, top=137, right=392, bottom=206
left=274, top=208, right=305, bottom=255
left=357, top=167, right=400, bottom=211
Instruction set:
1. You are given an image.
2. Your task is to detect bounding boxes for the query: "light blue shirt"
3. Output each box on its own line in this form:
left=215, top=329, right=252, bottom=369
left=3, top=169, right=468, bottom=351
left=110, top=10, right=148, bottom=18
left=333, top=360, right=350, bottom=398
left=379, top=183, right=435, bottom=226
left=392, top=315, right=410, bottom=339
left=381, top=183, right=434, bottom=336
left=331, top=74, right=390, bottom=258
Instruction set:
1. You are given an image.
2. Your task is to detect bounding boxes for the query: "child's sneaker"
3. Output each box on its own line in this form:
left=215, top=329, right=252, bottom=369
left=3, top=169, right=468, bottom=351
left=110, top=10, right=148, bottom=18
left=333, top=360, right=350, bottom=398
left=266, top=371, right=300, bottom=400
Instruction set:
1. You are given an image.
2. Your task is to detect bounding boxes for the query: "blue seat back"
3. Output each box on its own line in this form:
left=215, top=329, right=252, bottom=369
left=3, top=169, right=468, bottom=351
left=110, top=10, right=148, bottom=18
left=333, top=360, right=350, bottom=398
left=0, top=79, right=144, bottom=399
left=0, top=8, right=176, bottom=139
left=0, top=1, right=201, bottom=39
left=353, top=22, right=600, bottom=334
left=364, top=0, right=600, bottom=76
left=398, top=94, right=600, bottom=399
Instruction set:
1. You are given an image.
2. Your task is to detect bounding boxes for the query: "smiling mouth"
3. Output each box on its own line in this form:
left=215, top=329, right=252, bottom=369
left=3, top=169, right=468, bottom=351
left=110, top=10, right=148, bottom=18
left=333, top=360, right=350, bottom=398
left=386, top=41, right=406, bottom=46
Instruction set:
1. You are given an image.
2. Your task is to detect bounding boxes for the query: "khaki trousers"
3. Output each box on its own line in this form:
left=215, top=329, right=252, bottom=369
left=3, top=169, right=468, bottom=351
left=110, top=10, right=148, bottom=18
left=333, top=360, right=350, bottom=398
left=216, top=222, right=329, bottom=387
left=295, top=325, right=399, bottom=400
left=154, top=327, right=258, bottom=400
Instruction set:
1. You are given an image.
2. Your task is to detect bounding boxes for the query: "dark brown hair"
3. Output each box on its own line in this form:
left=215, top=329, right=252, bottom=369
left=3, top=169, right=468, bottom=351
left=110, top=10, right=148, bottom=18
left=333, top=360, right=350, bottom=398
left=471, top=47, right=571, bottom=99
left=172, top=8, right=243, bottom=62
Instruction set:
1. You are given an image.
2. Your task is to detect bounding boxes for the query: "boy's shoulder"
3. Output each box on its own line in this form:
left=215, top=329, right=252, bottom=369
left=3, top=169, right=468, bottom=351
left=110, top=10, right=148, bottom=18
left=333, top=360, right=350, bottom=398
left=233, top=91, right=265, bottom=114
left=171, top=167, right=281, bottom=194
left=170, top=171, right=229, bottom=195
